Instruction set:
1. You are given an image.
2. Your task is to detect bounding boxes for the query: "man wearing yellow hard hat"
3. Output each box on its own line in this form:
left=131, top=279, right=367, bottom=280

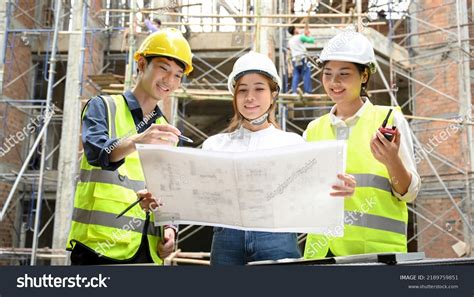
left=67, top=28, right=193, bottom=265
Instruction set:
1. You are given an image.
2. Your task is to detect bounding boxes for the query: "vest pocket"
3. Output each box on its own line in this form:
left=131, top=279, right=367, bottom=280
left=93, top=181, right=137, bottom=204
left=85, top=185, right=139, bottom=246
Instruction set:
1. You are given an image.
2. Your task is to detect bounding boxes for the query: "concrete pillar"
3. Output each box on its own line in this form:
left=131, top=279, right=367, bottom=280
left=254, top=0, right=276, bottom=59
left=51, top=0, right=84, bottom=265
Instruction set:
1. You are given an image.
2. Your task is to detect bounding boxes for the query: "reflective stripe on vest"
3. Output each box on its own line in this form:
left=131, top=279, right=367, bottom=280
left=345, top=211, right=406, bottom=235
left=79, top=169, right=145, bottom=192
left=102, top=95, right=117, bottom=139
left=352, top=173, right=391, bottom=192
left=72, top=207, right=161, bottom=236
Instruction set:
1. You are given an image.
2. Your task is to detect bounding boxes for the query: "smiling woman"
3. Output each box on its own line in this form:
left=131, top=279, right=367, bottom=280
left=322, top=61, right=368, bottom=115
left=201, top=51, right=356, bottom=265
left=303, top=29, right=421, bottom=259
left=232, top=73, right=279, bottom=130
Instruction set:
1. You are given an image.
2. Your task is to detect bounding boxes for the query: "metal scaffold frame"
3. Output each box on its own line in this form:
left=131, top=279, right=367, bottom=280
left=0, top=0, right=70, bottom=264
left=0, top=0, right=472, bottom=263
left=0, top=0, right=101, bottom=263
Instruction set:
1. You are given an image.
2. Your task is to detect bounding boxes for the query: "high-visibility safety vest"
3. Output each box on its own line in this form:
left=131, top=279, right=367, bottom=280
left=304, top=101, right=408, bottom=259
left=67, top=94, right=165, bottom=263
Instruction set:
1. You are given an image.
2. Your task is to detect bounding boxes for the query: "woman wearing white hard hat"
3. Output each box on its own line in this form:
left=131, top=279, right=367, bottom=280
left=202, top=51, right=356, bottom=265
left=303, top=29, right=420, bottom=259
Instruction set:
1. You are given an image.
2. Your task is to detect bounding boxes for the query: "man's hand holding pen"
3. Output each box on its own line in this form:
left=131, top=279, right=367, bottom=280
left=132, top=123, right=194, bottom=146
left=133, top=124, right=181, bottom=146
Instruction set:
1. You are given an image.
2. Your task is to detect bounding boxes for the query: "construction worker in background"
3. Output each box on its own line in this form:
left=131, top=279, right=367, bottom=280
left=288, top=23, right=315, bottom=94
left=144, top=17, right=161, bottom=33
left=200, top=51, right=356, bottom=265
left=121, top=16, right=161, bottom=52
left=67, top=28, right=193, bottom=265
left=303, top=29, right=420, bottom=259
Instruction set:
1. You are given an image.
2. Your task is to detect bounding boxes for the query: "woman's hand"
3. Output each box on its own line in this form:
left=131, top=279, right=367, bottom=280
left=370, top=129, right=401, bottom=167
left=331, top=173, right=356, bottom=198
left=136, top=189, right=163, bottom=212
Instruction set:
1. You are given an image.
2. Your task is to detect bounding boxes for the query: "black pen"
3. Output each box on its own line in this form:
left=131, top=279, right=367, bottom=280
left=116, top=197, right=144, bottom=218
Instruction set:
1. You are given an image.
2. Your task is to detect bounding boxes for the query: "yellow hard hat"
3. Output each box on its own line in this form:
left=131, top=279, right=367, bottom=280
left=134, top=28, right=193, bottom=75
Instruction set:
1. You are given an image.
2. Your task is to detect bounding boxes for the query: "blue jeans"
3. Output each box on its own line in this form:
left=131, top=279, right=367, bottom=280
left=210, top=227, right=301, bottom=265
left=292, top=61, right=312, bottom=94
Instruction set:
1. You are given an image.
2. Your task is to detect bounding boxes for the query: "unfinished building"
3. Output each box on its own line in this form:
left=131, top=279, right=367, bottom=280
left=0, top=0, right=472, bottom=264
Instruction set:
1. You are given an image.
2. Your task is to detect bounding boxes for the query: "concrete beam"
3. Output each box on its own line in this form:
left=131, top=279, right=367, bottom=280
left=37, top=27, right=409, bottom=66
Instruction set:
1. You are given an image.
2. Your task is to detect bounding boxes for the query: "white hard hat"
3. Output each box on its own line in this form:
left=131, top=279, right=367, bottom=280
left=228, top=51, right=282, bottom=95
left=319, top=29, right=376, bottom=73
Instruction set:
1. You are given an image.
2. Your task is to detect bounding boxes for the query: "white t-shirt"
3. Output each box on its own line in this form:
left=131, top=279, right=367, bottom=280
left=202, top=125, right=304, bottom=152
left=288, top=34, right=308, bottom=60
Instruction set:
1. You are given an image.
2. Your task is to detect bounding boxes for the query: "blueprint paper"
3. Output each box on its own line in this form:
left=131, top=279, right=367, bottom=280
left=137, top=141, right=346, bottom=235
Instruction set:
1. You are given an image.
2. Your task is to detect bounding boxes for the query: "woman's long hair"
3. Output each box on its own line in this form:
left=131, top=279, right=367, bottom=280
left=226, top=75, right=280, bottom=132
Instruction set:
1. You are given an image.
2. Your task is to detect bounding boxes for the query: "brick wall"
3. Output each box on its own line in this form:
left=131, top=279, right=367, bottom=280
left=416, top=197, right=465, bottom=258
left=83, top=34, right=104, bottom=97
left=412, top=0, right=471, bottom=257
left=13, top=0, right=37, bottom=29
left=0, top=182, right=17, bottom=247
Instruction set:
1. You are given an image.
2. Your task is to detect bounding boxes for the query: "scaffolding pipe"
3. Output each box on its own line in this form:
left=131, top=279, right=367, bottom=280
left=97, top=10, right=367, bottom=18
left=3, top=63, right=38, bottom=89
left=0, top=108, right=53, bottom=222
left=78, top=1, right=88, bottom=95
left=277, top=0, right=284, bottom=115
left=376, top=61, right=473, bottom=234
left=30, top=0, right=62, bottom=266
left=0, top=1, right=12, bottom=98
left=124, top=0, right=136, bottom=90
left=254, top=0, right=261, bottom=52
left=356, top=0, right=362, bottom=32
left=159, top=21, right=385, bottom=28
left=408, top=205, right=463, bottom=244
left=392, top=68, right=458, bottom=103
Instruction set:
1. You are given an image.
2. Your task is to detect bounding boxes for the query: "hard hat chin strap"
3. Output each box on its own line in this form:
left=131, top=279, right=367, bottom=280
left=240, top=101, right=274, bottom=126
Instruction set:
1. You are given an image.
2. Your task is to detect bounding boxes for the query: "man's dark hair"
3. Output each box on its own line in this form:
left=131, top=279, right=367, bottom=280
left=288, top=26, right=295, bottom=35
left=152, top=18, right=161, bottom=26
left=137, top=56, right=186, bottom=74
